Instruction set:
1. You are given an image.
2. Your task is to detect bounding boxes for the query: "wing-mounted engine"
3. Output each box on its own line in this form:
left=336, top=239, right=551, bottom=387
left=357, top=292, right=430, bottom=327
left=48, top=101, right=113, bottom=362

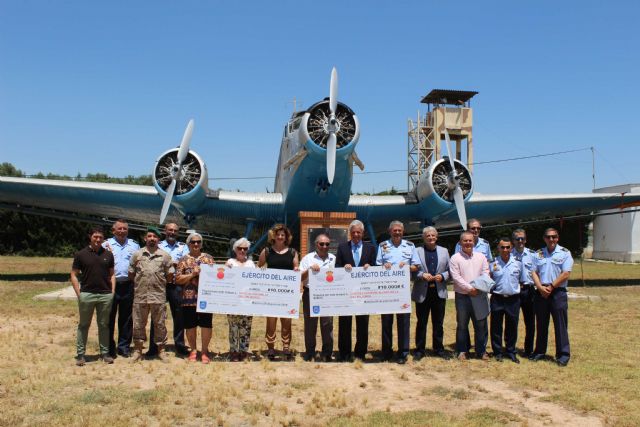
left=416, top=158, right=473, bottom=222
left=153, top=148, right=209, bottom=219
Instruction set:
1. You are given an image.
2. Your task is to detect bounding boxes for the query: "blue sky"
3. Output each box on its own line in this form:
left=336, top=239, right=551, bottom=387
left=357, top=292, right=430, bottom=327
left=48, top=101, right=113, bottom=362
left=1, top=1, right=639, bottom=195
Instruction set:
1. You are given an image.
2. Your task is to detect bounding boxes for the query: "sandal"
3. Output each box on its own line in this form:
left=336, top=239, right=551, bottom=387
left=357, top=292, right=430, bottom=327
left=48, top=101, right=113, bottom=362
left=267, top=349, right=276, bottom=361
left=188, top=350, right=198, bottom=362
left=201, top=352, right=211, bottom=364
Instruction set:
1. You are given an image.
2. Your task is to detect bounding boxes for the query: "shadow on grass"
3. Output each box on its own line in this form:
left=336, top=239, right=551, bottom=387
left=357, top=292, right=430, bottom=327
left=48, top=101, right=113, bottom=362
left=0, top=273, right=69, bottom=282
left=568, top=279, right=640, bottom=287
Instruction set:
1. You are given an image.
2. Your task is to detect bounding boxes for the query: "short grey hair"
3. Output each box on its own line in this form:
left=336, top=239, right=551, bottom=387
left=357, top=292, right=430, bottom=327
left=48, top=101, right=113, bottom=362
left=511, top=228, right=526, bottom=240
left=459, top=231, right=473, bottom=241
left=186, top=232, right=203, bottom=245
left=388, top=220, right=404, bottom=231
left=233, top=237, right=251, bottom=251
left=422, top=226, right=438, bottom=236
left=349, top=219, right=365, bottom=232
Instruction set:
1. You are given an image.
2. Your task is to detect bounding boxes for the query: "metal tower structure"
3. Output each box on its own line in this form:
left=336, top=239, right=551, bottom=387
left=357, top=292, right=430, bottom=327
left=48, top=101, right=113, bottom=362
left=407, top=89, right=478, bottom=191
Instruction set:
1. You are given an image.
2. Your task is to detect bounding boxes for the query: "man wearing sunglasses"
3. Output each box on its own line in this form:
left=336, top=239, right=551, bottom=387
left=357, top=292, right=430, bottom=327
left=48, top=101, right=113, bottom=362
left=300, top=233, right=336, bottom=362
left=489, top=238, right=524, bottom=363
left=530, top=228, right=573, bottom=366
left=455, top=219, right=494, bottom=262
left=511, top=229, right=537, bottom=358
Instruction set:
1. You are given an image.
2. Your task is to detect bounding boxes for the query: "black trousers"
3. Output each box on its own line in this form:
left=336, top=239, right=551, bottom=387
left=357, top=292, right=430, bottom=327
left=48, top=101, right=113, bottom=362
left=519, top=285, right=536, bottom=355
left=302, top=288, right=333, bottom=357
left=337, top=314, right=369, bottom=359
left=534, top=287, right=570, bottom=362
left=149, top=284, right=185, bottom=353
left=109, top=281, right=133, bottom=355
left=490, top=294, right=520, bottom=356
left=414, top=286, right=446, bottom=354
left=381, top=313, right=410, bottom=359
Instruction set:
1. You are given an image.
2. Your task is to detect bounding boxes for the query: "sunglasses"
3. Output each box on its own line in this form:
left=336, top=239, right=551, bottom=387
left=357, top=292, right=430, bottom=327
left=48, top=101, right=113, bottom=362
left=544, top=235, right=559, bottom=239
left=499, top=245, right=511, bottom=249
left=189, top=240, right=202, bottom=244
left=514, top=237, right=525, bottom=242
left=317, top=242, right=330, bottom=247
left=236, top=247, right=249, bottom=251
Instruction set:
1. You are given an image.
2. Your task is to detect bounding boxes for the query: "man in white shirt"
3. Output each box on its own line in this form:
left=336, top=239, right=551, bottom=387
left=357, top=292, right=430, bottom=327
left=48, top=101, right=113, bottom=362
left=300, top=233, right=336, bottom=362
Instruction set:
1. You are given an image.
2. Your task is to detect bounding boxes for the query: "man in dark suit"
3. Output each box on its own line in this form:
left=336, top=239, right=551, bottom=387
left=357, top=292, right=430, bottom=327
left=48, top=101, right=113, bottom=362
left=335, top=219, right=377, bottom=361
left=413, top=226, right=451, bottom=360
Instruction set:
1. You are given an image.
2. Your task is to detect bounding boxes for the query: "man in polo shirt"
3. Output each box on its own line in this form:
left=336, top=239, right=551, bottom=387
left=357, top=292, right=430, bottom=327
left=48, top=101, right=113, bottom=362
left=103, top=219, right=140, bottom=358
left=128, top=227, right=174, bottom=362
left=70, top=225, right=116, bottom=366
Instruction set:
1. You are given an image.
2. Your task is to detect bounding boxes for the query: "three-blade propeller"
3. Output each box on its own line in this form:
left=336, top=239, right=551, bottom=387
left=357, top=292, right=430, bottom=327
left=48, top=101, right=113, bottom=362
left=159, top=119, right=194, bottom=224
left=326, top=67, right=339, bottom=184
left=443, top=127, right=468, bottom=230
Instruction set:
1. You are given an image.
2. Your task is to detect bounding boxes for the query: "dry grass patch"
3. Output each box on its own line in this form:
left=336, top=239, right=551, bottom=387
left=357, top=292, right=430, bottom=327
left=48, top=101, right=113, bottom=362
left=2, top=256, right=639, bottom=425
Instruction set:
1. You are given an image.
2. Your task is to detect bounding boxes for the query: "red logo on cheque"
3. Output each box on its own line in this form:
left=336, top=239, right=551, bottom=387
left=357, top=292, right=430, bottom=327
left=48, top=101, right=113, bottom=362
left=217, top=268, right=225, bottom=279
left=325, top=271, right=334, bottom=283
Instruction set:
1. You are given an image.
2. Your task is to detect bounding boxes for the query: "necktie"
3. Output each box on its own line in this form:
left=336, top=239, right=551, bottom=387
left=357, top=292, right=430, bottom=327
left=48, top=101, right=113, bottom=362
left=353, top=244, right=360, bottom=266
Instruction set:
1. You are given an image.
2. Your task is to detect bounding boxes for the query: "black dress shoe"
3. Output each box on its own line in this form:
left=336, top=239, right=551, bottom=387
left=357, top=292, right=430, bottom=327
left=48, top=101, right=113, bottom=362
left=508, top=354, right=520, bottom=364
left=529, top=353, right=545, bottom=361
left=495, top=354, right=504, bottom=362
left=321, top=354, right=333, bottom=363
left=117, top=349, right=131, bottom=358
left=556, top=358, right=569, bottom=367
left=396, top=356, right=407, bottom=365
left=176, top=346, right=191, bottom=356
left=413, top=352, right=425, bottom=361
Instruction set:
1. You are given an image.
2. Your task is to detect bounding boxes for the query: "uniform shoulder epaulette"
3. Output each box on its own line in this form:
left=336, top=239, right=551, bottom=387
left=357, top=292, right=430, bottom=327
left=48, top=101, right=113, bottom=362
left=479, top=238, right=488, bottom=244
left=405, top=240, right=415, bottom=246
left=561, top=247, right=569, bottom=252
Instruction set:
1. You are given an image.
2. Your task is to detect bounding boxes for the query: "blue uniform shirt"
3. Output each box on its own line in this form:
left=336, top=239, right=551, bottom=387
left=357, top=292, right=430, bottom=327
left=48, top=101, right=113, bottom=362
left=490, top=255, right=523, bottom=295
left=376, top=239, right=419, bottom=266
left=456, top=237, right=493, bottom=262
left=534, top=245, right=573, bottom=289
left=159, top=240, right=189, bottom=263
left=511, top=247, right=536, bottom=285
left=103, top=237, right=140, bottom=281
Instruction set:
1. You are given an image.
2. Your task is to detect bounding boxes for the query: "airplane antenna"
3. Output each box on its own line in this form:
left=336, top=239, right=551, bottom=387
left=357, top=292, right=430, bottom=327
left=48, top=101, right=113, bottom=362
left=591, top=146, right=596, bottom=190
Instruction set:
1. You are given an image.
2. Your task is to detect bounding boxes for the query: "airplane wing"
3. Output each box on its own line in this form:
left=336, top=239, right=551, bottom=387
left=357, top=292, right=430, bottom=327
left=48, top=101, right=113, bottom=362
left=0, top=177, right=284, bottom=237
left=346, top=191, right=638, bottom=236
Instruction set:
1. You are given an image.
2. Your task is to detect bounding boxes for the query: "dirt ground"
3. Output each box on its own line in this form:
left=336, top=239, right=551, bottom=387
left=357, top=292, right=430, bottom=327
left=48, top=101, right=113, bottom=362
left=0, top=293, right=603, bottom=426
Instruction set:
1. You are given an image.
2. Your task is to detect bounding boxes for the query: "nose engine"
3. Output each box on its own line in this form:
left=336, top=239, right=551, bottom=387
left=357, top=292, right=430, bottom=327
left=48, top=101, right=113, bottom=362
left=304, top=100, right=358, bottom=150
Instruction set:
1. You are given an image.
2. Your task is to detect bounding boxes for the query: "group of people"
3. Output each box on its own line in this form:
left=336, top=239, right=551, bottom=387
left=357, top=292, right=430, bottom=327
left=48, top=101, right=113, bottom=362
left=71, top=217, right=572, bottom=368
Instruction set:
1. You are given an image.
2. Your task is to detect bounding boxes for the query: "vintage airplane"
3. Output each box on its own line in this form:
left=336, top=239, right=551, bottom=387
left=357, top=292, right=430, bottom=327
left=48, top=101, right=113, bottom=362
left=1, top=68, right=638, bottom=248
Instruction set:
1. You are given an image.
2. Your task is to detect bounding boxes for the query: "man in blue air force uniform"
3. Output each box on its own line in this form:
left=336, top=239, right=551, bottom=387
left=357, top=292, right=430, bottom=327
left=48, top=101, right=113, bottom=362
left=489, top=237, right=525, bottom=363
left=511, top=228, right=537, bottom=357
left=530, top=228, right=573, bottom=367
left=103, top=219, right=140, bottom=358
left=455, top=218, right=493, bottom=262
left=376, top=220, right=420, bottom=364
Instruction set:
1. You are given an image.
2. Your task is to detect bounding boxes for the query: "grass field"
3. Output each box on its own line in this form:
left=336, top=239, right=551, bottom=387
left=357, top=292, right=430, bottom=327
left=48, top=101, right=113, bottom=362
left=1, top=256, right=639, bottom=426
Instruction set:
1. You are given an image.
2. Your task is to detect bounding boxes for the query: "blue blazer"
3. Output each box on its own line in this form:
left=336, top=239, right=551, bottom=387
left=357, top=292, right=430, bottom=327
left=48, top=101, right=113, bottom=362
left=335, top=241, right=377, bottom=268
left=413, top=245, right=450, bottom=302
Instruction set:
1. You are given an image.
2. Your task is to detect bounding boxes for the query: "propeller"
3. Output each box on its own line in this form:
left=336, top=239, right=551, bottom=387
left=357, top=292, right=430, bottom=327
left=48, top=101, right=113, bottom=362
left=443, top=127, right=468, bottom=230
left=326, top=67, right=338, bottom=184
left=159, top=119, right=194, bottom=224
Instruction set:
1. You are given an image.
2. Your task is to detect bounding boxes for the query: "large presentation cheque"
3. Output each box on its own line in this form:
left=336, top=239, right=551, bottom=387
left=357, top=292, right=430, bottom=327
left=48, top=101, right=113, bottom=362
left=308, top=265, right=411, bottom=316
left=197, top=265, right=301, bottom=318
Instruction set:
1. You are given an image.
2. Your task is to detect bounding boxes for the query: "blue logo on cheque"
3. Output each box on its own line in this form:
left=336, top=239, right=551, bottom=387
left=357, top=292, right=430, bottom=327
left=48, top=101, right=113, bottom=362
left=199, top=301, right=207, bottom=309
left=313, top=305, right=320, bottom=314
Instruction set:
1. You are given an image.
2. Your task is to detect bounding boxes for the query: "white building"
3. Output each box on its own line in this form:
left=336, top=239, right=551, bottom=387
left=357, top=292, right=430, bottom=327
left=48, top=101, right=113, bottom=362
left=592, top=184, right=640, bottom=262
